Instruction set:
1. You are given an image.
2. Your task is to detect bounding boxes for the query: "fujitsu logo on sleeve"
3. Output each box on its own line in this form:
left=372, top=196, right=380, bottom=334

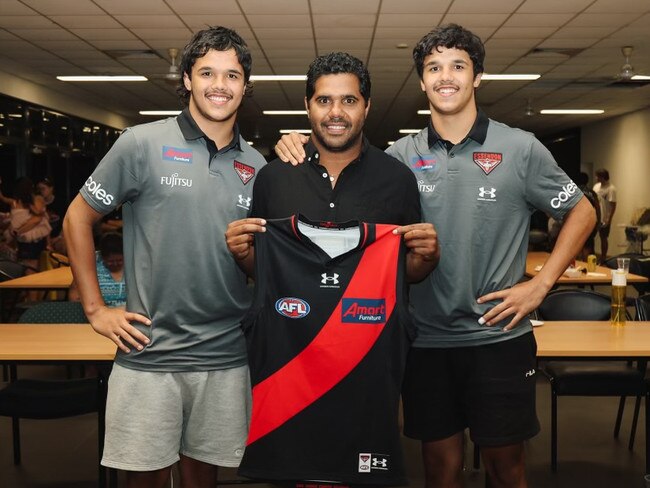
left=84, top=176, right=114, bottom=206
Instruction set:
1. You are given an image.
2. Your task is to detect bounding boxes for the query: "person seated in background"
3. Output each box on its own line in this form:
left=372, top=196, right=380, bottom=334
left=69, top=232, right=125, bottom=307
left=0, top=177, right=51, bottom=271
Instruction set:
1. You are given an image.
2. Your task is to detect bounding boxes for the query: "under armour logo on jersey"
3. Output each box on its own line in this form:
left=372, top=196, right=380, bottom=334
left=525, top=368, right=536, bottom=378
left=321, top=273, right=339, bottom=284
left=237, top=194, right=251, bottom=209
left=372, top=457, right=388, bottom=468
left=477, top=187, right=497, bottom=202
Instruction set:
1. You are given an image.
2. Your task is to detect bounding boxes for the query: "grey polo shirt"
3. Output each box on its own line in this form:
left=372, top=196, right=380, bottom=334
left=79, top=109, right=266, bottom=371
left=387, top=110, right=582, bottom=347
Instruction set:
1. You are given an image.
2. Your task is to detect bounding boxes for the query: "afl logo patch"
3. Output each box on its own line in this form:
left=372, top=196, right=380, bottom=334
left=275, top=297, right=310, bottom=319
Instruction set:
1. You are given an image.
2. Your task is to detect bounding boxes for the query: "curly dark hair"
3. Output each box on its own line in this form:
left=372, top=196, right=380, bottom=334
left=306, top=52, right=371, bottom=104
left=177, top=26, right=252, bottom=106
left=413, top=24, right=485, bottom=79
left=99, top=232, right=123, bottom=257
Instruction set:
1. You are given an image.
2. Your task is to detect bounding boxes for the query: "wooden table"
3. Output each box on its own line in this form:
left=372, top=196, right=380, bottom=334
left=0, top=323, right=116, bottom=360
left=0, top=266, right=73, bottom=290
left=534, top=320, right=650, bottom=475
left=534, top=320, right=650, bottom=358
left=0, top=324, right=115, bottom=487
left=526, top=251, right=648, bottom=285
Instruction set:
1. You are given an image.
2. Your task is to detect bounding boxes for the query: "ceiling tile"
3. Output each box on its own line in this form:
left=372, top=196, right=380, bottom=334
left=114, top=15, right=186, bottom=29
left=238, top=0, right=309, bottom=15
left=314, top=27, right=374, bottom=39
left=20, top=0, right=104, bottom=15
left=8, top=28, right=78, bottom=41
left=492, top=26, right=558, bottom=38
left=0, top=15, right=57, bottom=28
left=253, top=28, right=313, bottom=40
left=376, top=13, right=443, bottom=28
left=93, top=0, right=174, bottom=15
left=448, top=0, right=524, bottom=14
left=247, top=14, right=311, bottom=28
left=130, top=28, right=193, bottom=41
left=49, top=15, right=123, bottom=29
left=179, top=14, right=249, bottom=29
left=0, top=0, right=37, bottom=15
left=567, top=13, right=641, bottom=27
left=444, top=13, right=511, bottom=26
left=380, top=0, right=452, bottom=14
left=517, top=0, right=594, bottom=14
left=164, top=0, right=241, bottom=14
left=69, top=29, right=138, bottom=41
left=311, top=0, right=380, bottom=13
left=503, top=13, right=574, bottom=27
left=585, top=0, right=650, bottom=13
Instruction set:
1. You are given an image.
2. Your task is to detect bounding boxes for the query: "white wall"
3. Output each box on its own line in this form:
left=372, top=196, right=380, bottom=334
left=581, top=107, right=650, bottom=255
left=0, top=71, right=133, bottom=129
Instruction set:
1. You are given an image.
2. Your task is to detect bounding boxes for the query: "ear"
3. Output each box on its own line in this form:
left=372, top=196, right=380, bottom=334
left=304, top=97, right=310, bottom=114
left=183, top=72, right=191, bottom=92
left=364, top=98, right=371, bottom=118
left=420, top=79, right=426, bottom=92
left=473, top=72, right=482, bottom=89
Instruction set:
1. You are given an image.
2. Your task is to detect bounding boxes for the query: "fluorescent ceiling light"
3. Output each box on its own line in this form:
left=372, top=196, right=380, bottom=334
left=279, top=129, right=312, bottom=134
left=251, top=75, right=306, bottom=81
left=57, top=75, right=148, bottom=82
left=263, top=110, right=308, bottom=115
left=632, top=75, right=650, bottom=80
left=540, top=109, right=604, bottom=115
left=481, top=74, right=540, bottom=80
left=418, top=110, right=431, bottom=115
left=387, top=141, right=395, bottom=145
left=247, top=141, right=254, bottom=146
left=399, top=129, right=421, bottom=134
left=139, top=110, right=181, bottom=116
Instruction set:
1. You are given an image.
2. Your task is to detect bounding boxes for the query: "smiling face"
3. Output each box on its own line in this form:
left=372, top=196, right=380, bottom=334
left=183, top=48, right=246, bottom=129
left=420, top=46, right=482, bottom=118
left=305, top=73, right=370, bottom=154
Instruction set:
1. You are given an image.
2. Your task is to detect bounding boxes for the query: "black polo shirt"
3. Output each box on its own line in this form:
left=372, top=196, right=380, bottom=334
left=250, top=137, right=421, bottom=225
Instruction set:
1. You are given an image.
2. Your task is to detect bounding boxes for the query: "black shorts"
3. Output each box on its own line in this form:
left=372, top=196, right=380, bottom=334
left=402, top=332, right=540, bottom=447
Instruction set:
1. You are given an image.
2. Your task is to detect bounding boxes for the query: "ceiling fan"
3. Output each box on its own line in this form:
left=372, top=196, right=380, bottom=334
left=572, top=46, right=650, bottom=88
left=148, top=48, right=182, bottom=84
left=536, top=46, right=650, bottom=89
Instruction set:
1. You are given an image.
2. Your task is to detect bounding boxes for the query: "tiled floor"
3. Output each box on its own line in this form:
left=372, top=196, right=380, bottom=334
left=0, top=365, right=646, bottom=488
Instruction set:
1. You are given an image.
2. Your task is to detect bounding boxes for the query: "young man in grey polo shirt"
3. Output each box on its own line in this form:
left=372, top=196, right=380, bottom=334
left=64, top=26, right=266, bottom=487
left=274, top=24, right=596, bottom=488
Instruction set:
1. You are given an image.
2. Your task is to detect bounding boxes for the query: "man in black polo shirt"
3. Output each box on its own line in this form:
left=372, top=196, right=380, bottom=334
left=227, top=52, right=437, bottom=281
left=226, top=52, right=438, bottom=486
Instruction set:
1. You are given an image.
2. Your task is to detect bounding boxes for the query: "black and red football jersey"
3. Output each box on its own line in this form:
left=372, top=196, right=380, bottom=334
left=238, top=215, right=414, bottom=486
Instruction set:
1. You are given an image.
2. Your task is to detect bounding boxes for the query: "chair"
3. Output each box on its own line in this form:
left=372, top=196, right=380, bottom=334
left=537, top=289, right=646, bottom=472
left=0, top=259, right=38, bottom=321
left=624, top=294, right=650, bottom=451
left=0, top=301, right=106, bottom=487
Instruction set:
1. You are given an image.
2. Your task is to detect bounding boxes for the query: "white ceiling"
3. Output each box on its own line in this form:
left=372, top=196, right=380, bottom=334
left=1, top=0, right=649, bottom=152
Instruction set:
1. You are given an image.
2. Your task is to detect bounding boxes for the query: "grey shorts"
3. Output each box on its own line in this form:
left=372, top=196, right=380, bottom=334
left=101, top=363, right=251, bottom=471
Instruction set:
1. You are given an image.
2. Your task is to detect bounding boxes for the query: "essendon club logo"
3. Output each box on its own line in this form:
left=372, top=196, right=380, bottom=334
left=473, top=152, right=502, bottom=175
left=234, top=161, right=255, bottom=185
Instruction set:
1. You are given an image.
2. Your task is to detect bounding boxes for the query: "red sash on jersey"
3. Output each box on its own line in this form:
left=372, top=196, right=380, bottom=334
left=247, top=223, right=399, bottom=444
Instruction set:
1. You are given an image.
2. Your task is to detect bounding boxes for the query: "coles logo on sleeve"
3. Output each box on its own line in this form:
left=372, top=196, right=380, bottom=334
left=162, top=146, right=193, bottom=164
left=473, top=152, right=502, bottom=174
left=84, top=176, right=114, bottom=206
left=234, top=161, right=255, bottom=185
left=275, top=297, right=310, bottom=319
left=342, top=298, right=386, bottom=324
